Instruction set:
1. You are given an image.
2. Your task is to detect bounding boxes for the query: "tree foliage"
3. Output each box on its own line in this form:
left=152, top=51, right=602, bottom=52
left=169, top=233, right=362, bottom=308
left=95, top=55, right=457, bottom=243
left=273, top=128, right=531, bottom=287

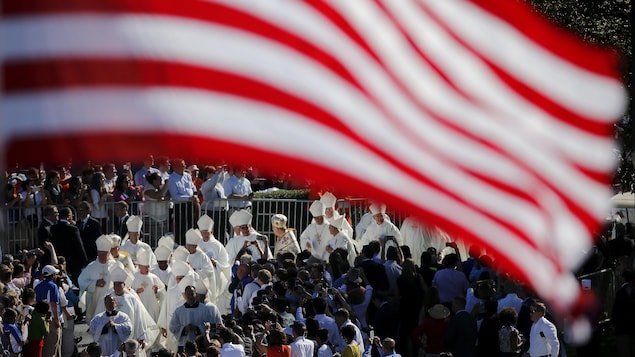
left=526, top=0, right=633, bottom=192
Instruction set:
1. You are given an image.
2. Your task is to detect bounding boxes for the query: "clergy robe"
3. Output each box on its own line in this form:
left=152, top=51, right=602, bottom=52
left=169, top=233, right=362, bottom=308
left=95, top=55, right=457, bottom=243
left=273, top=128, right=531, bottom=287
left=89, top=310, right=132, bottom=356
left=299, top=222, right=332, bottom=261
left=95, top=288, right=160, bottom=357
left=131, top=271, right=165, bottom=322
left=169, top=301, right=214, bottom=348
left=327, top=231, right=358, bottom=267
left=121, top=240, right=157, bottom=266
left=225, top=233, right=272, bottom=263
left=78, top=259, right=124, bottom=323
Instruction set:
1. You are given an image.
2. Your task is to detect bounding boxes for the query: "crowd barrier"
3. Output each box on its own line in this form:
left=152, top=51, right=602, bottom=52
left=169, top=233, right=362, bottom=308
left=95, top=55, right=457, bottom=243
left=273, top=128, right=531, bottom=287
left=0, top=197, right=405, bottom=255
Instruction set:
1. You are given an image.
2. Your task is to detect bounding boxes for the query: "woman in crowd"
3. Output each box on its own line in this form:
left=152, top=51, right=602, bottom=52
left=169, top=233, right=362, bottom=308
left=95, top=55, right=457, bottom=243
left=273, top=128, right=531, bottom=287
left=89, top=171, right=111, bottom=231
left=42, top=170, right=63, bottom=205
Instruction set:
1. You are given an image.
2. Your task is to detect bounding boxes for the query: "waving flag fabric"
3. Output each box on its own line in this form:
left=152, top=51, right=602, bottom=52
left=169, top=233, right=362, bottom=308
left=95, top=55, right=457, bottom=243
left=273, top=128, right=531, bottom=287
left=1, top=0, right=626, bottom=314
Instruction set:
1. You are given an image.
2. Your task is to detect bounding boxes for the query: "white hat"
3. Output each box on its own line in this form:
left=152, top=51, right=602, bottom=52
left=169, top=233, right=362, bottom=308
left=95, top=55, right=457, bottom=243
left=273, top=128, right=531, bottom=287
left=136, top=248, right=152, bottom=266
left=172, top=260, right=191, bottom=277
left=178, top=275, right=195, bottom=294
left=320, top=192, right=337, bottom=208
left=172, top=246, right=190, bottom=262
left=229, top=209, right=252, bottom=227
left=126, top=215, right=143, bottom=233
left=154, top=246, right=172, bottom=261
left=158, top=235, right=175, bottom=251
left=271, top=214, right=288, bottom=229
left=309, top=201, right=325, bottom=217
left=185, top=229, right=202, bottom=245
left=330, top=215, right=346, bottom=231
left=110, top=234, right=122, bottom=247
left=428, top=304, right=450, bottom=319
left=187, top=164, right=199, bottom=172
left=42, top=265, right=60, bottom=277
left=194, top=278, right=209, bottom=294
left=96, top=235, right=114, bottom=252
left=111, top=266, right=129, bottom=283
left=369, top=203, right=386, bottom=215
left=197, top=215, right=214, bottom=231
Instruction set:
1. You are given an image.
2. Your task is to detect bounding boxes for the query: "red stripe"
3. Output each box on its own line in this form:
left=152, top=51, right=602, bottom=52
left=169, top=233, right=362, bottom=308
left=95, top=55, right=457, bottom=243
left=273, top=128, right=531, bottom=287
left=471, top=0, right=622, bottom=79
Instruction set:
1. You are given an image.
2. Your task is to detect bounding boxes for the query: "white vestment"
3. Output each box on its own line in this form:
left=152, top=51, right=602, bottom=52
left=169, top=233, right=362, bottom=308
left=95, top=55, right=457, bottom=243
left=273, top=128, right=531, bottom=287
left=187, top=249, right=218, bottom=299
left=131, top=271, right=165, bottom=322
left=225, top=233, right=272, bottom=262
left=327, top=232, right=357, bottom=266
left=169, top=302, right=214, bottom=347
left=121, top=240, right=157, bottom=266
left=95, top=289, right=160, bottom=357
left=299, top=222, right=332, bottom=261
left=89, top=310, right=132, bottom=356
left=199, top=238, right=232, bottom=314
left=359, top=220, right=403, bottom=250
left=78, top=259, right=127, bottom=323
left=150, top=266, right=172, bottom=287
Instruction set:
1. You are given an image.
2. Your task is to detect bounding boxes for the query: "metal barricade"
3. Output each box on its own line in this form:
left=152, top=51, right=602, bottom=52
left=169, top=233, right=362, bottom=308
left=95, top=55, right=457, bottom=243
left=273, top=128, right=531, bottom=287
left=1, top=196, right=389, bottom=255
left=578, top=269, right=617, bottom=323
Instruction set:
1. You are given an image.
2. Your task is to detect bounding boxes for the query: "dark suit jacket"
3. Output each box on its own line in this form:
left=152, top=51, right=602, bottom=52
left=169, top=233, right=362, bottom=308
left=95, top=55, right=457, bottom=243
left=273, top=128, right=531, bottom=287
left=114, top=215, right=129, bottom=238
left=77, top=217, right=101, bottom=262
left=444, top=310, right=477, bottom=357
left=50, top=220, right=88, bottom=281
left=37, top=219, right=55, bottom=266
left=359, top=259, right=390, bottom=292
left=612, top=282, right=635, bottom=335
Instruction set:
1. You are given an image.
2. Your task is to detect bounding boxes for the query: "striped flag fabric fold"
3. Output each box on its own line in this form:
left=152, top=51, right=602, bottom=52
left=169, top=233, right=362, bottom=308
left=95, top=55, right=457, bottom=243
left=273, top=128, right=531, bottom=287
left=1, top=0, right=626, bottom=316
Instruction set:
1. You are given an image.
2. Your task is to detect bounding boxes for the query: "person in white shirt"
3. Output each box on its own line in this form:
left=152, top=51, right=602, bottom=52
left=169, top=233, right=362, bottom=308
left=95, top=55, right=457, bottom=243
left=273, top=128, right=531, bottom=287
left=527, top=302, right=559, bottom=357
left=167, top=158, right=199, bottom=245
left=239, top=269, right=272, bottom=315
left=218, top=326, right=246, bottom=357
left=497, top=279, right=523, bottom=314
left=288, top=321, right=314, bottom=357
left=199, top=167, right=229, bottom=242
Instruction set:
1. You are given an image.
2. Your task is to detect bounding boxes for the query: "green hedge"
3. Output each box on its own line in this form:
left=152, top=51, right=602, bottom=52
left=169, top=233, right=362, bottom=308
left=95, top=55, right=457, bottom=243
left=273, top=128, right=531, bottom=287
left=253, top=189, right=310, bottom=199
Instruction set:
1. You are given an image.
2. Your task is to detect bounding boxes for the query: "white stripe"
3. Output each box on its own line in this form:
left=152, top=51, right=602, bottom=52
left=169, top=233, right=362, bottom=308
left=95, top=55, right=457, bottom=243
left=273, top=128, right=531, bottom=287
left=1, top=14, right=559, bottom=244
left=2, top=87, right=570, bottom=302
left=327, top=1, right=612, bottom=222
left=425, top=0, right=626, bottom=120
left=384, top=1, right=616, bottom=171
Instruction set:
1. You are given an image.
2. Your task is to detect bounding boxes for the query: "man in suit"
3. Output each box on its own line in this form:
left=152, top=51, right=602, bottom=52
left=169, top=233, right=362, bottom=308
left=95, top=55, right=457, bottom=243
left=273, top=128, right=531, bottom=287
left=37, top=205, right=59, bottom=266
left=612, top=270, right=635, bottom=357
left=113, top=201, right=130, bottom=238
left=76, top=201, right=102, bottom=262
left=444, top=296, right=477, bottom=357
left=50, top=207, right=88, bottom=282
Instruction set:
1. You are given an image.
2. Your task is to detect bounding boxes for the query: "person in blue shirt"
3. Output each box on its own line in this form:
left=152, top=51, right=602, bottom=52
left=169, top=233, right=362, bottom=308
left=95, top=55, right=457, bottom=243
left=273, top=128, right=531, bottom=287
left=34, top=264, right=62, bottom=357
left=2, top=308, right=24, bottom=356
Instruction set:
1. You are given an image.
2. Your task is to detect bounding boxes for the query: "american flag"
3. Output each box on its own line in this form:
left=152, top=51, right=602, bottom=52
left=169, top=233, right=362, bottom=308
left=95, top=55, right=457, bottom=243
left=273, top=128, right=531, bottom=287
left=1, top=0, right=626, bottom=315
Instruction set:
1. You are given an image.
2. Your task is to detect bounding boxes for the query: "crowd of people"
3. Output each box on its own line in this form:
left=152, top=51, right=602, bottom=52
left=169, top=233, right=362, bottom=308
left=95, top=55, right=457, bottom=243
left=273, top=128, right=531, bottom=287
left=1, top=158, right=634, bottom=357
